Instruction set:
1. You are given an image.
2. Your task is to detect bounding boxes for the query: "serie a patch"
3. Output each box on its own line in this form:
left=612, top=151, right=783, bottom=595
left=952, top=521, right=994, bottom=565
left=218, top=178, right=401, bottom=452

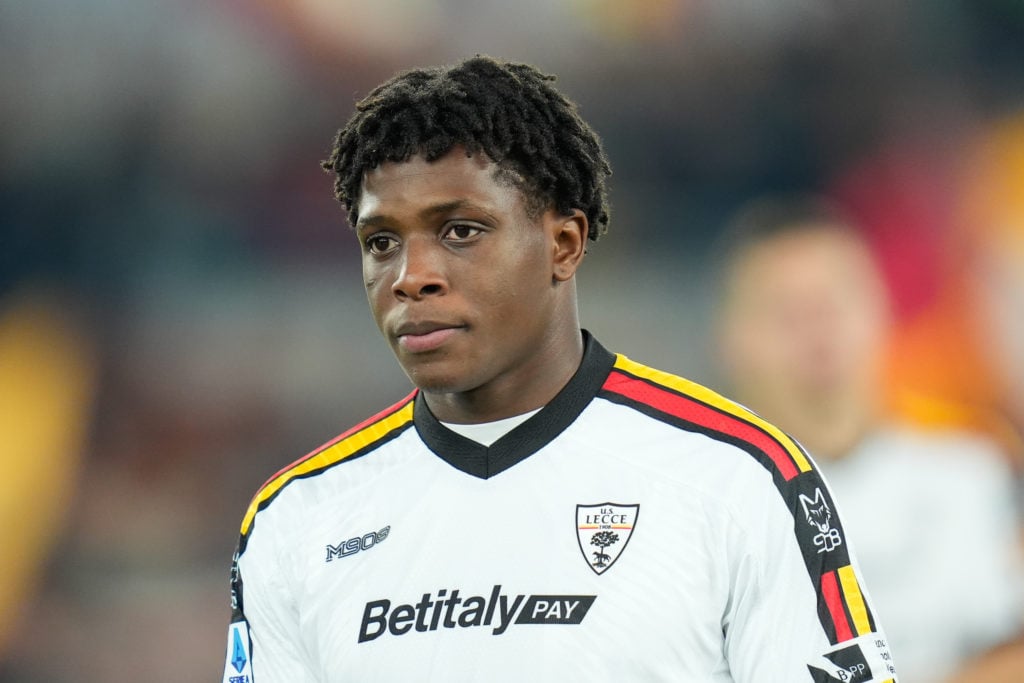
left=222, top=620, right=254, bottom=683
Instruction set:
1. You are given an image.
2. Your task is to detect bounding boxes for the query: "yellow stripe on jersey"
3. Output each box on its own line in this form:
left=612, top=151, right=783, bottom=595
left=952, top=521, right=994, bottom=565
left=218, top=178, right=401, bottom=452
left=240, top=400, right=415, bottom=537
left=838, top=565, right=872, bottom=636
left=611, top=355, right=813, bottom=474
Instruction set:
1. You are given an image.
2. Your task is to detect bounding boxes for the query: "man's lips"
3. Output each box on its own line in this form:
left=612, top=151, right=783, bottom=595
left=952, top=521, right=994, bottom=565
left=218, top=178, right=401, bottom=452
left=394, top=323, right=463, bottom=353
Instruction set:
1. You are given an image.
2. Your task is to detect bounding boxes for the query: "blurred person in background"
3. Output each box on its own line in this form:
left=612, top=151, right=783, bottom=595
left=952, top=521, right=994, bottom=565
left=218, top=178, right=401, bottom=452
left=222, top=56, right=897, bottom=683
left=714, top=196, right=1024, bottom=682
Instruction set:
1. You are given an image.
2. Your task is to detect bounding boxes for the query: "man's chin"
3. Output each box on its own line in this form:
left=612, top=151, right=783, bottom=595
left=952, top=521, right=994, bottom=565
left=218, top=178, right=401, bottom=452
left=402, top=362, right=474, bottom=396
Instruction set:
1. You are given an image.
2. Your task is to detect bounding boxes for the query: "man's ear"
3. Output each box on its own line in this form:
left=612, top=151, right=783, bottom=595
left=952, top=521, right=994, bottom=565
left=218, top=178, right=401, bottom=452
left=550, top=209, right=588, bottom=282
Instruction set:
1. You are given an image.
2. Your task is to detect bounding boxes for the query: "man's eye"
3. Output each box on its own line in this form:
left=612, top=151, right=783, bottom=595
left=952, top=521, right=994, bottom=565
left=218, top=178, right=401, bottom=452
left=445, top=225, right=482, bottom=241
left=366, top=235, right=397, bottom=254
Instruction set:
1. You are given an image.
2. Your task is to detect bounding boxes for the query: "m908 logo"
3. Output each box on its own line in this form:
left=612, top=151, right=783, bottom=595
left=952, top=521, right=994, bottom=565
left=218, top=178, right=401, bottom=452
left=326, top=526, right=390, bottom=562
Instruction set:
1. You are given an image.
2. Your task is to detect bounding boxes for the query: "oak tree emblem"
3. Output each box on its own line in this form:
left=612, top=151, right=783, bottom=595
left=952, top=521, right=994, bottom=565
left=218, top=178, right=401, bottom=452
left=589, top=531, right=620, bottom=568
left=576, top=503, right=639, bottom=575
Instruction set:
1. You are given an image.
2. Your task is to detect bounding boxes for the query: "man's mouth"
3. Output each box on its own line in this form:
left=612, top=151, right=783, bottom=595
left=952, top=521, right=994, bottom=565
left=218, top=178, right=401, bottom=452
left=395, top=322, right=463, bottom=353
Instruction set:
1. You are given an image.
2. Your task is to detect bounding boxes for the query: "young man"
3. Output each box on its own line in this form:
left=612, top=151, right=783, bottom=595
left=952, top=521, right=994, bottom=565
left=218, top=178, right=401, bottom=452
left=222, top=56, right=897, bottom=682
left=714, top=197, right=1023, bottom=683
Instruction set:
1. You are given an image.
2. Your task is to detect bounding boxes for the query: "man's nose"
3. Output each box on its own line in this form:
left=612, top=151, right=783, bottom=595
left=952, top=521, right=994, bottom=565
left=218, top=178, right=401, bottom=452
left=391, top=239, right=448, bottom=300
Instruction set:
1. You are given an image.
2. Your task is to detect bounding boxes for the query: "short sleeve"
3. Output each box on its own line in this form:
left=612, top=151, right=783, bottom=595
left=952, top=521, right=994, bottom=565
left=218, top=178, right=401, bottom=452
left=221, top=534, right=318, bottom=683
left=722, top=461, right=899, bottom=683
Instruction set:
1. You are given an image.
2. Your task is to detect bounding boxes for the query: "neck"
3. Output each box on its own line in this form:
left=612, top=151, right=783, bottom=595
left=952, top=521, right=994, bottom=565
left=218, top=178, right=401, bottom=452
left=424, top=322, right=585, bottom=425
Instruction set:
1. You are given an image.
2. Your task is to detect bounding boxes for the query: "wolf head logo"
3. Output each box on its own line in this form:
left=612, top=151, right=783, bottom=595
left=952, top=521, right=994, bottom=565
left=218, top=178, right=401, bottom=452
left=799, top=488, right=832, bottom=533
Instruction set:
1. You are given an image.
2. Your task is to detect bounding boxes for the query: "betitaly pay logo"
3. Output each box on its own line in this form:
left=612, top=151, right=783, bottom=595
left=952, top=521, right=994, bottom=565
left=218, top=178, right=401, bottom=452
left=576, top=503, right=639, bottom=575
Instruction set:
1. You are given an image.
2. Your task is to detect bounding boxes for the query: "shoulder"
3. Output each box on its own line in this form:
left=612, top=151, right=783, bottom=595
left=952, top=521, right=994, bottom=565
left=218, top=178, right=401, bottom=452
left=595, top=353, right=888, bottom=649
left=597, top=353, right=814, bottom=484
left=237, top=391, right=418, bottom=552
left=596, top=353, right=854, bottom=564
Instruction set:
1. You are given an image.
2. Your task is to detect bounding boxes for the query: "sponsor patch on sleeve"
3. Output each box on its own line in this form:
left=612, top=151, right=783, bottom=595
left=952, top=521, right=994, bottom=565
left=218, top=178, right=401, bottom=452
left=222, top=620, right=254, bottom=683
left=807, top=634, right=898, bottom=683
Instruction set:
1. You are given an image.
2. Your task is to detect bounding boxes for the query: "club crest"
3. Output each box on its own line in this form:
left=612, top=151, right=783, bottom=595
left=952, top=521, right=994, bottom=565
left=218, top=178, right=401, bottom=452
left=576, top=503, right=639, bottom=575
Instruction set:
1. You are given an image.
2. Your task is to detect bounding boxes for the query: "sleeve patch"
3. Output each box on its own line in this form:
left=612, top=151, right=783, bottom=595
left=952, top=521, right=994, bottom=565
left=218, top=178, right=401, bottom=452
left=807, top=634, right=898, bottom=682
left=222, top=620, right=254, bottom=683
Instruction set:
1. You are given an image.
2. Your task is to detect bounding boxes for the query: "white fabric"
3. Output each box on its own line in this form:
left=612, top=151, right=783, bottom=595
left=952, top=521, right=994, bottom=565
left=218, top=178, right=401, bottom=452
left=819, top=425, right=1023, bottom=683
left=223, top=350, right=897, bottom=682
left=440, top=408, right=540, bottom=446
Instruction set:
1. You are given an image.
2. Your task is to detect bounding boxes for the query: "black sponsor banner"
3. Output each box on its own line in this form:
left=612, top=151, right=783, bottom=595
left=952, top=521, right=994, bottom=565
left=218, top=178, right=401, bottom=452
left=515, top=595, right=596, bottom=625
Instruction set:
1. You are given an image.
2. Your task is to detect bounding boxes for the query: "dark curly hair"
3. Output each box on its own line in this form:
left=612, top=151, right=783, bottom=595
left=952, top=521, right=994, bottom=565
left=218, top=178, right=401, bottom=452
left=321, top=55, right=612, bottom=241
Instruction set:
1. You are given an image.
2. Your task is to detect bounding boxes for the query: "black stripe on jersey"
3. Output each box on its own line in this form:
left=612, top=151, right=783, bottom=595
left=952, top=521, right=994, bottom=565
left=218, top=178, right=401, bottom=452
left=605, top=365, right=805, bottom=477
left=229, top=541, right=245, bottom=620
left=414, top=331, right=616, bottom=479
left=237, top=420, right=413, bottom=556
left=597, top=389, right=796, bottom=490
left=599, top=388, right=861, bottom=645
left=837, top=572, right=877, bottom=636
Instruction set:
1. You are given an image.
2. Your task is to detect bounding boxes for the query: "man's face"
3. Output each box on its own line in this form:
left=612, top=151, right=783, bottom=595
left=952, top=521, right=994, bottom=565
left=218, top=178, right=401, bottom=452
left=719, top=227, right=890, bottom=412
left=355, top=147, right=580, bottom=400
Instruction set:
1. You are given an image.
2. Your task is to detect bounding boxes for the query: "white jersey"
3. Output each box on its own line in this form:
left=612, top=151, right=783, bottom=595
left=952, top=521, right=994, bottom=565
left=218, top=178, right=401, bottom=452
left=222, top=333, right=898, bottom=682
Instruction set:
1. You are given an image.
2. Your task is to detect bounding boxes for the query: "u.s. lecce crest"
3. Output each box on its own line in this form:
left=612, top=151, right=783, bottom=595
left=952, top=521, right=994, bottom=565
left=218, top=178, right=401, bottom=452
left=576, top=503, right=639, bottom=575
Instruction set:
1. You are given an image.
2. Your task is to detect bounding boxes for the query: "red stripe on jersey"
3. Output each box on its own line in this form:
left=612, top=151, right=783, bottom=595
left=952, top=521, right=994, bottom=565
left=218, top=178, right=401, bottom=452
left=257, top=389, right=418, bottom=492
left=602, top=371, right=801, bottom=481
left=821, top=570, right=854, bottom=642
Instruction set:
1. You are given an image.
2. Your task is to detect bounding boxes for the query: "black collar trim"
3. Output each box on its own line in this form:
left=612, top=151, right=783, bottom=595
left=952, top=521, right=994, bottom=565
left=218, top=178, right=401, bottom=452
left=413, top=331, right=615, bottom=479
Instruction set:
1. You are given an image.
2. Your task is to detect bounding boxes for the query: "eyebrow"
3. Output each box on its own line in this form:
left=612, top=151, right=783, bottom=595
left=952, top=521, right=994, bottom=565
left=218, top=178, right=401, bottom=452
left=356, top=199, right=495, bottom=231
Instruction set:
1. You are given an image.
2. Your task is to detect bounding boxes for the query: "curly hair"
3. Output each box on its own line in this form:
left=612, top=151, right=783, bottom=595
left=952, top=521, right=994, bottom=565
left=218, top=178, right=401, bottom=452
left=321, top=55, right=612, bottom=241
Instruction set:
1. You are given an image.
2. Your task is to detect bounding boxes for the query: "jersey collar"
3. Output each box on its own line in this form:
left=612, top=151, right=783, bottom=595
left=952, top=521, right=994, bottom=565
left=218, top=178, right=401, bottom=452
left=413, top=330, right=616, bottom=479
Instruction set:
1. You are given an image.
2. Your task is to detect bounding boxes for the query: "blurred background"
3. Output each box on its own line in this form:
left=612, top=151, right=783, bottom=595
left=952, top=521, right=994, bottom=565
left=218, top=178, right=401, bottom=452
left=2, top=1, right=1023, bottom=681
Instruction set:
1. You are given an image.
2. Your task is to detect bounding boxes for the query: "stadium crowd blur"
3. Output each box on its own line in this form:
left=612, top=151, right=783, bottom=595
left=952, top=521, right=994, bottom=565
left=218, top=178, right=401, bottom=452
left=2, top=1, right=1023, bottom=681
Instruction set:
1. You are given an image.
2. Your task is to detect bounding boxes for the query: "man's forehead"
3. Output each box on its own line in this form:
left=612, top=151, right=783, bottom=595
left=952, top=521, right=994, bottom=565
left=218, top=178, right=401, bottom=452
left=354, top=150, right=532, bottom=226
left=356, top=150, right=530, bottom=218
